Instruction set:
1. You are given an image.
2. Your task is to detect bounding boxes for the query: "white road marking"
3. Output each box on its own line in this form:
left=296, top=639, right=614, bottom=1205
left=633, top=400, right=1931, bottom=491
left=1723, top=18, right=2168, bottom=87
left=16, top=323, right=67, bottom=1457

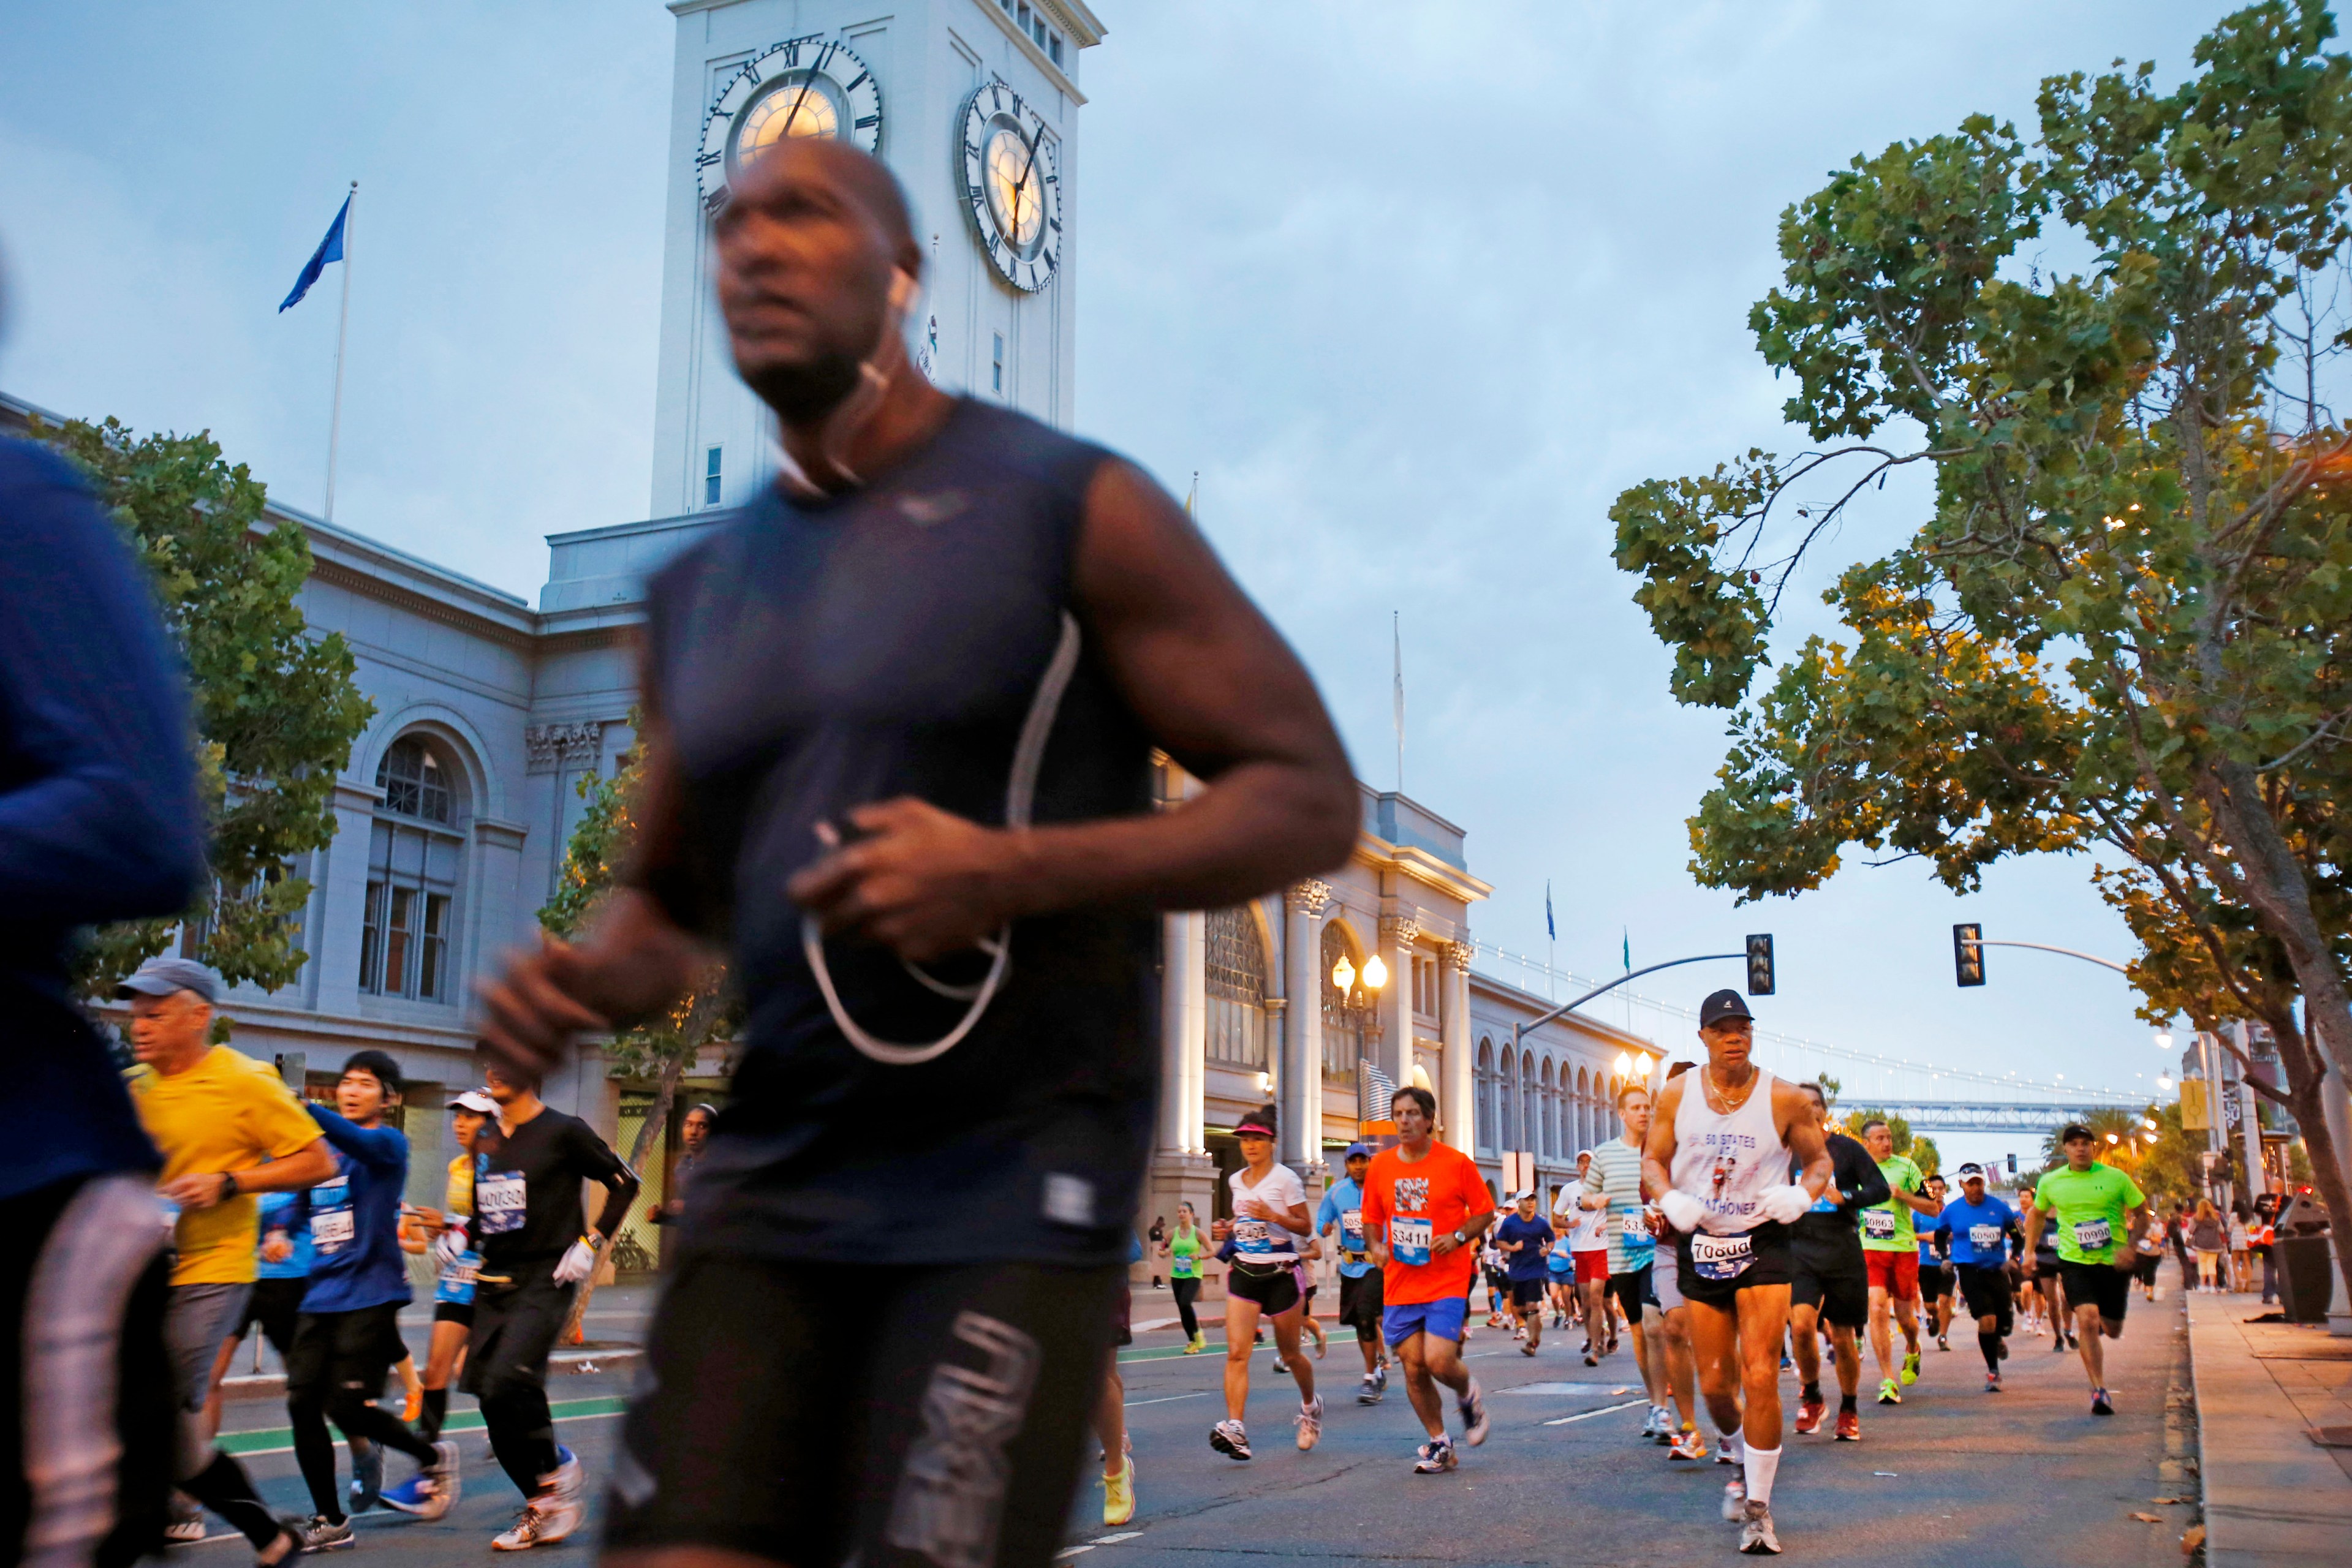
left=1124, top=1390, right=1212, bottom=1407
left=1541, top=1398, right=1648, bottom=1427
left=1091, top=1532, right=1144, bottom=1544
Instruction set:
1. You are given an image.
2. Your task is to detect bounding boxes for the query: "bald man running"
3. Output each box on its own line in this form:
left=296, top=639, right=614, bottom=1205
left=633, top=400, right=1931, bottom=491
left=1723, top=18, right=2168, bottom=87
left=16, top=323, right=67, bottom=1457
left=478, top=138, right=1358, bottom=1568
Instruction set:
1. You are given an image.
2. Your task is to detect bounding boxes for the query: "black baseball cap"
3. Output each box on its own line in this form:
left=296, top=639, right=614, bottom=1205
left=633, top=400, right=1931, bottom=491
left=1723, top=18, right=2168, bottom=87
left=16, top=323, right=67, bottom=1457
left=2060, top=1123, right=2095, bottom=1143
left=1699, top=989, right=1753, bottom=1028
left=1956, top=1162, right=1986, bottom=1180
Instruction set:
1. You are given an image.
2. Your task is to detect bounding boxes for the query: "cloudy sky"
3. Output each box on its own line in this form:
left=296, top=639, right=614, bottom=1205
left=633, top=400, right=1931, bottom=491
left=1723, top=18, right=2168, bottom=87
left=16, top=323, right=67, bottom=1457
left=1, top=1, right=2243, bottom=1159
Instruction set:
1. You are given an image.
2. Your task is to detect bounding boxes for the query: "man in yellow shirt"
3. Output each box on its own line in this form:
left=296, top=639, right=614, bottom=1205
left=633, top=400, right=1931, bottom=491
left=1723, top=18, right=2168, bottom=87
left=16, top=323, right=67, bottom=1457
left=121, top=957, right=333, bottom=1562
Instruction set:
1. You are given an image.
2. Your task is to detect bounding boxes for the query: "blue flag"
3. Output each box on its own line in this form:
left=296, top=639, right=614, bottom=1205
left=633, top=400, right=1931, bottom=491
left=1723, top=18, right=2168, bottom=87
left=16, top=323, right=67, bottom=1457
left=1545, top=882, right=1555, bottom=941
left=1622, top=928, right=1631, bottom=971
left=279, top=196, right=349, bottom=312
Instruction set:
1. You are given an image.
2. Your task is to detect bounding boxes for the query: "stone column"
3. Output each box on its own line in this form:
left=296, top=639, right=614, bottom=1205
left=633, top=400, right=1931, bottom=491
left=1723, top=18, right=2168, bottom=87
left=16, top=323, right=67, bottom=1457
left=1160, top=910, right=1207, bottom=1153
left=1442, top=940, right=1475, bottom=1153
left=1377, top=917, right=1419, bottom=1097
left=1158, top=912, right=1192, bottom=1155
left=1284, top=881, right=1332, bottom=1170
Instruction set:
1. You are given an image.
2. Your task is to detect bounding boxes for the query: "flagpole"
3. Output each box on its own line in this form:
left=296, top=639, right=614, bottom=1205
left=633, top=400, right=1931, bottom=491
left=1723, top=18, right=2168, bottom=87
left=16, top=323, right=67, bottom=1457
left=1392, top=610, right=1404, bottom=794
left=324, top=180, right=356, bottom=522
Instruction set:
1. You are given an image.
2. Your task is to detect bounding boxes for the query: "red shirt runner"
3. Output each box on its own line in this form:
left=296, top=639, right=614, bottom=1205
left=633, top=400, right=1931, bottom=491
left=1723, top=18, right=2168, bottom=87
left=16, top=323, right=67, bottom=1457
left=1359, top=1141, right=1495, bottom=1305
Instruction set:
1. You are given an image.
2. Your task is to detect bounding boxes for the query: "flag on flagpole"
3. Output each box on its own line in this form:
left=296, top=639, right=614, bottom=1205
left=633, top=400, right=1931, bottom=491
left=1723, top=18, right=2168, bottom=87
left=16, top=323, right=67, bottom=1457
left=1545, top=883, right=1556, bottom=942
left=1622, top=928, right=1631, bottom=971
left=279, top=196, right=350, bottom=312
left=1391, top=611, right=1405, bottom=793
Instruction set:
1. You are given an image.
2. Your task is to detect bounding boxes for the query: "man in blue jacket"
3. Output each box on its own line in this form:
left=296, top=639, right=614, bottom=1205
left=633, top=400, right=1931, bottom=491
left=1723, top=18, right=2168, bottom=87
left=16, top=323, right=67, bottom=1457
left=284, top=1051, right=458, bottom=1547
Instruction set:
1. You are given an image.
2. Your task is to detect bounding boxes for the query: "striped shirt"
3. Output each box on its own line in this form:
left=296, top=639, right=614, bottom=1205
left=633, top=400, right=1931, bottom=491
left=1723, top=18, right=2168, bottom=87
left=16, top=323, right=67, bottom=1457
left=1585, top=1137, right=1655, bottom=1274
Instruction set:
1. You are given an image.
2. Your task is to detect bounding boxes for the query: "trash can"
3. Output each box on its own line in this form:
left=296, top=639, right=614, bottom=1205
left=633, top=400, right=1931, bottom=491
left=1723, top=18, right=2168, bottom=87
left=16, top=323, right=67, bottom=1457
left=2274, top=1192, right=2335, bottom=1325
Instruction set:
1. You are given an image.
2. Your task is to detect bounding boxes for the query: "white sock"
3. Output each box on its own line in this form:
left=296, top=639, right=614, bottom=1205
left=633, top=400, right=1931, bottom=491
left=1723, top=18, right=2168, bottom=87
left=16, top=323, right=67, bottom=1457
left=1719, top=1428, right=1744, bottom=1467
left=1744, top=1444, right=1782, bottom=1507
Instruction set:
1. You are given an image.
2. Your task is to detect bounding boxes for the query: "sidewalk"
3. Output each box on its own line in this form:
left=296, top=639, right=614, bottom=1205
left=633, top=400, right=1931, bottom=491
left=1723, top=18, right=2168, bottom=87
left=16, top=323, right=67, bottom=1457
left=2185, top=1287, right=2352, bottom=1566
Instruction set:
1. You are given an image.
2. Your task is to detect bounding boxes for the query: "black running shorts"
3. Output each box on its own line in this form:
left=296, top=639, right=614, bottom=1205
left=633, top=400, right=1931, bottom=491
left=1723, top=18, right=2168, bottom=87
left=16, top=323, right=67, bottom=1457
left=1606, top=1264, right=1655, bottom=1323
left=285, top=1302, right=406, bottom=1410
left=2055, top=1259, right=2132, bottom=1324
left=1509, top=1276, right=1547, bottom=1308
left=1338, top=1268, right=1383, bottom=1338
left=603, top=1253, right=1121, bottom=1568
left=1788, top=1233, right=1869, bottom=1330
left=1674, top=1221, right=1794, bottom=1307
left=1955, top=1264, right=2013, bottom=1330
left=1918, top=1259, right=1951, bottom=1300
left=430, top=1300, right=475, bottom=1329
left=238, top=1276, right=307, bottom=1360
left=1225, top=1260, right=1302, bottom=1316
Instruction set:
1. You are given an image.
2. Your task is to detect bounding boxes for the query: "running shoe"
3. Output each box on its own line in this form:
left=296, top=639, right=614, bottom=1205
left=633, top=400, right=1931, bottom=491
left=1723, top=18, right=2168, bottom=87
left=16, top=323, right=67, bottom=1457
left=1209, top=1419, right=1252, bottom=1461
left=163, top=1514, right=207, bottom=1546
left=383, top=1439, right=459, bottom=1521
left=1834, top=1408, right=1861, bottom=1441
left=1985, top=1371, right=2003, bottom=1393
left=492, top=1503, right=561, bottom=1552
left=1669, top=1427, right=1707, bottom=1461
left=1722, top=1477, right=1749, bottom=1523
left=1272, top=1356, right=1288, bottom=1374
left=1413, top=1435, right=1458, bottom=1474
left=2052, top=1335, right=2070, bottom=1354
left=499, top=1447, right=584, bottom=1549
left=379, top=1476, right=429, bottom=1516
left=1877, top=1376, right=1901, bottom=1405
left=1184, top=1332, right=1204, bottom=1355
left=1458, top=1379, right=1490, bottom=1446
left=349, top=1440, right=382, bottom=1513
left=1997, top=1336, right=2010, bottom=1361
left=1100, top=1455, right=1135, bottom=1527
left=2091, top=1388, right=2114, bottom=1416
left=298, top=1516, right=355, bottom=1553
left=1793, top=1391, right=1826, bottom=1435
left=1739, top=1499, right=1782, bottom=1555
left=1295, top=1395, right=1325, bottom=1451
left=1936, top=1333, right=1950, bottom=1352
left=1639, top=1404, right=1666, bottom=1440
left=1359, top=1370, right=1383, bottom=1404
left=1521, top=1340, right=1538, bottom=1357
left=1582, top=1348, right=1600, bottom=1367
left=1900, top=1349, right=1920, bottom=1385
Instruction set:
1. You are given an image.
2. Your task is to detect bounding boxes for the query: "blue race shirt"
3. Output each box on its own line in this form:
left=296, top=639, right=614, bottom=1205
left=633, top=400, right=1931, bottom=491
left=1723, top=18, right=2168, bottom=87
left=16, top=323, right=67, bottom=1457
left=253, top=1188, right=314, bottom=1281
left=1936, top=1193, right=2016, bottom=1267
left=1317, top=1177, right=1375, bottom=1279
left=1495, top=1213, right=1556, bottom=1283
left=289, top=1106, right=412, bottom=1314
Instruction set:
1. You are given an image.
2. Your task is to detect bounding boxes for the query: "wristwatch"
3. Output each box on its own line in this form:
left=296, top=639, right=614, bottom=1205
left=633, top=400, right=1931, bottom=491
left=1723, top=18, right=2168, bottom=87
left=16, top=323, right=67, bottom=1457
left=1451, top=1228, right=1469, bottom=1246
left=219, top=1171, right=240, bottom=1199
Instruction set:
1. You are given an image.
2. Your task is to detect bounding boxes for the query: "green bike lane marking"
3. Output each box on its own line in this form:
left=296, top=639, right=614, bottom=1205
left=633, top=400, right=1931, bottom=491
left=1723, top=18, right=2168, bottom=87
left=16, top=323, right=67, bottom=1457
left=217, top=1395, right=629, bottom=1458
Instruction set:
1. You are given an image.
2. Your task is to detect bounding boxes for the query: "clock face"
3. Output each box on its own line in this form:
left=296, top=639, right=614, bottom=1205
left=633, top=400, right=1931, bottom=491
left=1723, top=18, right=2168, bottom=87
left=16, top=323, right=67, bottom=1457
left=958, top=82, right=1061, bottom=293
left=698, top=36, right=882, bottom=216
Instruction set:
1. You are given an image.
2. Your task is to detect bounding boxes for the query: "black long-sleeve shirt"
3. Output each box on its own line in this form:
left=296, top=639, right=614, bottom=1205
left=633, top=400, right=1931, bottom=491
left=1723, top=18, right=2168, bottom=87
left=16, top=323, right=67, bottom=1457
left=472, top=1106, right=640, bottom=1273
left=1, top=439, right=205, bottom=1201
left=1791, top=1131, right=1893, bottom=1246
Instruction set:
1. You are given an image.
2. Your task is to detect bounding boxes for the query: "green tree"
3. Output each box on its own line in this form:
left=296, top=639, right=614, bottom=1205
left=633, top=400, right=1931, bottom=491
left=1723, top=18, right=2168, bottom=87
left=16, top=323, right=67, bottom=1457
left=1837, top=1108, right=1937, bottom=1175
left=35, top=416, right=372, bottom=1003
left=1610, top=1, right=2352, bottom=1308
left=539, top=715, right=735, bottom=1336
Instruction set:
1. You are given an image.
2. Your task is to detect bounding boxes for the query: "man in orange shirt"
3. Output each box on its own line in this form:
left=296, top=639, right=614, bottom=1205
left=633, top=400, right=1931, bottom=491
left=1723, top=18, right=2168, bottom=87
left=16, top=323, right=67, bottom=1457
left=1359, top=1084, right=1497, bottom=1475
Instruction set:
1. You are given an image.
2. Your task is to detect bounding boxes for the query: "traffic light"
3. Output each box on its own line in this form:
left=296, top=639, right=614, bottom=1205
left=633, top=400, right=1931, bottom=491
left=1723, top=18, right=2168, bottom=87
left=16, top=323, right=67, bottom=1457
left=1953, top=922, right=1986, bottom=987
left=2006, top=1152, right=2017, bottom=1177
left=1745, top=934, right=1775, bottom=996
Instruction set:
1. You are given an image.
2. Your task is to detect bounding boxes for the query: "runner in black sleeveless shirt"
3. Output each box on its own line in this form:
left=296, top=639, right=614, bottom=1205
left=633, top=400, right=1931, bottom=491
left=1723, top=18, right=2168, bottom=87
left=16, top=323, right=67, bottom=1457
left=477, top=139, right=1359, bottom=1568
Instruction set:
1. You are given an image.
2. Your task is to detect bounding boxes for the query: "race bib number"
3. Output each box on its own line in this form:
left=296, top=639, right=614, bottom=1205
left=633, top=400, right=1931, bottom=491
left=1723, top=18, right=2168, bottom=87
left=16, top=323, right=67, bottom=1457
left=2071, top=1218, right=2112, bottom=1253
left=1390, top=1217, right=1434, bottom=1267
left=1617, top=1204, right=1652, bottom=1240
left=1863, top=1207, right=1898, bottom=1241
left=477, top=1172, right=526, bottom=1235
left=1690, top=1231, right=1755, bottom=1282
left=434, top=1250, right=480, bottom=1305
left=1234, top=1218, right=1274, bottom=1256
left=1968, top=1223, right=2003, bottom=1253
left=1340, top=1210, right=1367, bottom=1257
left=309, top=1177, right=354, bottom=1254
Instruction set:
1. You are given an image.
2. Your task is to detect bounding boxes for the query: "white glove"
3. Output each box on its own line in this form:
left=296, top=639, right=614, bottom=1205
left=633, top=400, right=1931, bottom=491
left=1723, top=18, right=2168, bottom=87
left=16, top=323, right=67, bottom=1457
left=431, top=1221, right=469, bottom=1270
left=1658, top=1189, right=1705, bottom=1234
left=552, top=1236, right=599, bottom=1286
left=1758, top=1184, right=1811, bottom=1226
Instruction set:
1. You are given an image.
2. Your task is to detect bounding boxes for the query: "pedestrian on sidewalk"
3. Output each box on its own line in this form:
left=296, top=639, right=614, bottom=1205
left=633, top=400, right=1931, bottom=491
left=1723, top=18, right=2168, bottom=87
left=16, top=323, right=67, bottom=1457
left=2226, top=1202, right=2252, bottom=1294
left=2190, top=1201, right=2225, bottom=1292
left=2252, top=1194, right=2280, bottom=1304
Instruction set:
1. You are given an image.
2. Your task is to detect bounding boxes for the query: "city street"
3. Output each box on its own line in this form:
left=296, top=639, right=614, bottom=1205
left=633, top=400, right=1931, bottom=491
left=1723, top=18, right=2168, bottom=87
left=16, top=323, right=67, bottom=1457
left=199, top=1278, right=2197, bottom=1566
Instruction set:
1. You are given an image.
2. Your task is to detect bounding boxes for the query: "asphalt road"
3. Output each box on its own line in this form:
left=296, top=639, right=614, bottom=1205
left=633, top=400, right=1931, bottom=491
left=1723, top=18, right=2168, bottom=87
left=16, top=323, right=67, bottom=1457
left=195, top=1274, right=2199, bottom=1566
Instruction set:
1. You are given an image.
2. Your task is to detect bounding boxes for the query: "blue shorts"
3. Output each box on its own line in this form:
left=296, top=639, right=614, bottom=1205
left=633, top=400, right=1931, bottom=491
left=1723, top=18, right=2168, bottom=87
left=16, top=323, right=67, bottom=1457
left=1383, top=1296, right=1469, bottom=1348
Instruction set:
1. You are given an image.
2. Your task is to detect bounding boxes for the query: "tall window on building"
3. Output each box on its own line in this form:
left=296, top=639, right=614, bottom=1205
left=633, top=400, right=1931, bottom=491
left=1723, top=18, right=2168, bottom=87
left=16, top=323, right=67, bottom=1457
left=1539, top=1060, right=1556, bottom=1159
left=1521, top=1054, right=1537, bottom=1156
left=360, top=735, right=462, bottom=1003
left=1204, top=906, right=1269, bottom=1069
left=1475, top=1038, right=1495, bottom=1155
left=1497, top=1047, right=1517, bottom=1150
left=703, top=445, right=723, bottom=507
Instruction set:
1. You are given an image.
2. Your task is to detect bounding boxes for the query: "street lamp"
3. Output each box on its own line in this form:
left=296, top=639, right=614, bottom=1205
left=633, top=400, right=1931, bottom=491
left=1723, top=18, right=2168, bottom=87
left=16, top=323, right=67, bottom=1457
left=1636, top=1051, right=1655, bottom=1079
left=2157, top=1074, right=2174, bottom=1091
left=2141, top=1117, right=2158, bottom=1131
left=1331, top=954, right=1355, bottom=995
left=1361, top=954, right=1388, bottom=991
left=2154, top=1030, right=2174, bottom=1052
left=2106, top=1132, right=2120, bottom=1144
left=1615, top=1050, right=1633, bottom=1080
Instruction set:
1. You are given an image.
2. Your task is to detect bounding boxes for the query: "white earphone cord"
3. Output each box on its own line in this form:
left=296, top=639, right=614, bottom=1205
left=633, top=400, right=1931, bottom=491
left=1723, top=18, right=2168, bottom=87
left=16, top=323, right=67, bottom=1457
left=800, top=611, right=1084, bottom=1065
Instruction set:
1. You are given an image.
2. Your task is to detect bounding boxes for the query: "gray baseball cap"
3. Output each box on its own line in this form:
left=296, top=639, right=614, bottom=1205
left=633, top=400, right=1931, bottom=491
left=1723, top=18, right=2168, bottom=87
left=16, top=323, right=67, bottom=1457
left=115, top=957, right=222, bottom=1004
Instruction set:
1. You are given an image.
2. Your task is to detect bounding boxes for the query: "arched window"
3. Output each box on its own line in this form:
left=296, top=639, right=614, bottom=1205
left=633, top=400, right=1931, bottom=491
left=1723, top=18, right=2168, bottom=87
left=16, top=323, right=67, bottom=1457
left=362, top=734, right=466, bottom=1001
left=1575, top=1066, right=1590, bottom=1152
left=1204, top=907, right=1269, bottom=1068
left=1497, top=1047, right=1517, bottom=1151
left=1322, top=921, right=1375, bottom=1087
left=1476, top=1038, right=1496, bottom=1155
left=1520, top=1054, right=1537, bottom=1158
left=1538, top=1060, right=1554, bottom=1159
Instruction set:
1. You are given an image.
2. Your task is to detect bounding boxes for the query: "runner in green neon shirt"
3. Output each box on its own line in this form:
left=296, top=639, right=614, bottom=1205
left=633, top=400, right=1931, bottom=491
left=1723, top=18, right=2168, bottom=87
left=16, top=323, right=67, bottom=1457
left=2023, top=1125, right=2149, bottom=1416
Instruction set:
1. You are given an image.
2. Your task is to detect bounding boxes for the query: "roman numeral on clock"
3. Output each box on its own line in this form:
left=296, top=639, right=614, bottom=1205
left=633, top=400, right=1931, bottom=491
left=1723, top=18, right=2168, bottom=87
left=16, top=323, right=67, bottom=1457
left=855, top=116, right=878, bottom=129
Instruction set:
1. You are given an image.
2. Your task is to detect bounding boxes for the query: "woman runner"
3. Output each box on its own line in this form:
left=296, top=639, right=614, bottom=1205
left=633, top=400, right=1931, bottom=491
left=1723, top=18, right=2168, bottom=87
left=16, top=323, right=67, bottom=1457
left=1208, top=1107, right=1321, bottom=1460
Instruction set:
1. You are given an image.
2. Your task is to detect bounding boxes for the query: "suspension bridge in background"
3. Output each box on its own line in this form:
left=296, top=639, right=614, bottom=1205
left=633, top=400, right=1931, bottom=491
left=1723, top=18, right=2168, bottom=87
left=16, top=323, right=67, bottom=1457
left=1471, top=941, right=2158, bottom=1128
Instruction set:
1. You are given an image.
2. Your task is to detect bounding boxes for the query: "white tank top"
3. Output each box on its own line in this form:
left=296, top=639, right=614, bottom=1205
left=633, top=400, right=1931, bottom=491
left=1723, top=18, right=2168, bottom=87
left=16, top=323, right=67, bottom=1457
left=1668, top=1068, right=1784, bottom=1235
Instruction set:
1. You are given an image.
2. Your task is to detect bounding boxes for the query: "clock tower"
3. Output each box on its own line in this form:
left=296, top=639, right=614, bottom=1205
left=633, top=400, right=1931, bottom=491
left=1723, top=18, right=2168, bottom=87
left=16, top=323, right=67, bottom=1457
left=648, top=0, right=1102, bottom=518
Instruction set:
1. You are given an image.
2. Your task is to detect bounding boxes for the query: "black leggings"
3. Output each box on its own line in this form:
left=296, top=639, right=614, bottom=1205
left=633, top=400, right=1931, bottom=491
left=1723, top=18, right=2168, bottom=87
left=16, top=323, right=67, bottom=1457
left=285, top=1306, right=434, bottom=1521
left=463, top=1274, right=574, bottom=1498
left=1171, top=1277, right=1201, bottom=1340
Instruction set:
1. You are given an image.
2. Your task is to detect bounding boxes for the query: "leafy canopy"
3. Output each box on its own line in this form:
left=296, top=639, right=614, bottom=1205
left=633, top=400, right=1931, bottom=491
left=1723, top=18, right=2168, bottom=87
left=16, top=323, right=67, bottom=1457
left=39, top=416, right=372, bottom=998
